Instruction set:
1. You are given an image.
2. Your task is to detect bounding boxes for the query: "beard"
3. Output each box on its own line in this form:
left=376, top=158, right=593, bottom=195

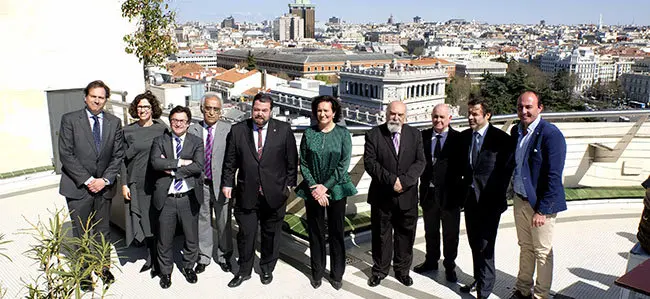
left=387, top=120, right=401, bottom=133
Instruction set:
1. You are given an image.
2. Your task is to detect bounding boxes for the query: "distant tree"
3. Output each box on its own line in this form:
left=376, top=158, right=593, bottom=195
left=245, top=50, right=257, bottom=71
left=121, top=0, right=177, bottom=84
left=445, top=76, right=472, bottom=107
left=275, top=72, right=292, bottom=81
left=411, top=46, right=425, bottom=57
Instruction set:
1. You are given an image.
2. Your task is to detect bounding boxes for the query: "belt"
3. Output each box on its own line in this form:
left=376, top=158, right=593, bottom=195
left=516, top=193, right=528, bottom=201
left=169, top=191, right=191, bottom=198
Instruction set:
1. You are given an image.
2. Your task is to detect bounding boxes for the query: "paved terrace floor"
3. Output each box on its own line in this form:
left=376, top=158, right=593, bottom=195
left=0, top=172, right=644, bottom=299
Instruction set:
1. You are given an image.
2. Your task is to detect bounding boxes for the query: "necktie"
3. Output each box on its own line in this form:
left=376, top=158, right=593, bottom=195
left=205, top=126, right=213, bottom=180
left=174, top=136, right=183, bottom=191
left=433, top=134, right=442, bottom=161
left=471, top=132, right=480, bottom=167
left=91, top=115, right=101, bottom=152
left=257, top=127, right=264, bottom=159
left=392, top=132, right=400, bottom=155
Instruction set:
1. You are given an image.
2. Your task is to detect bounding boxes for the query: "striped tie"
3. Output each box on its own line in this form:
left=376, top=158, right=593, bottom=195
left=91, top=115, right=101, bottom=152
left=174, top=136, right=183, bottom=191
left=204, top=126, right=213, bottom=180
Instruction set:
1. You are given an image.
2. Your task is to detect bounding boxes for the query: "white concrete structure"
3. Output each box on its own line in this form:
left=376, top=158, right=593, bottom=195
left=427, top=46, right=472, bottom=61
left=541, top=47, right=599, bottom=92
left=172, top=51, right=218, bottom=68
left=0, top=0, right=144, bottom=173
left=455, top=61, right=508, bottom=84
left=339, top=60, right=448, bottom=123
left=149, top=83, right=192, bottom=109
left=273, top=14, right=304, bottom=41
left=212, top=68, right=262, bottom=100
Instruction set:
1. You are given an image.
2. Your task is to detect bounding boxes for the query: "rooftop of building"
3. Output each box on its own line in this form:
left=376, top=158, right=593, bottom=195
left=220, top=48, right=401, bottom=64
left=213, top=68, right=259, bottom=84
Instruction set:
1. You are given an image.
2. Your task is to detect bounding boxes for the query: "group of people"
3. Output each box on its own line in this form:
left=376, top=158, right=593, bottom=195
left=58, top=79, right=566, bottom=299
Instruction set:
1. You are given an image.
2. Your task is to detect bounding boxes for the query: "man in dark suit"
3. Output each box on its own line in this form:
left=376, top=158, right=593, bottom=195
left=150, top=106, right=204, bottom=289
left=459, top=97, right=514, bottom=299
left=58, top=80, right=124, bottom=291
left=414, top=104, right=462, bottom=282
left=364, top=101, right=426, bottom=287
left=221, top=93, right=298, bottom=288
left=509, top=91, right=566, bottom=299
left=188, top=93, right=233, bottom=275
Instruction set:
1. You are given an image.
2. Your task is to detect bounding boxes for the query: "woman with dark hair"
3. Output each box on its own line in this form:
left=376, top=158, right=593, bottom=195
left=121, top=91, right=168, bottom=276
left=296, top=95, right=357, bottom=290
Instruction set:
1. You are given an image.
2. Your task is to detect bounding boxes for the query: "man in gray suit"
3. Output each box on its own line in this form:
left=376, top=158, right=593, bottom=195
left=58, top=80, right=124, bottom=291
left=188, top=93, right=233, bottom=274
left=150, top=106, right=204, bottom=289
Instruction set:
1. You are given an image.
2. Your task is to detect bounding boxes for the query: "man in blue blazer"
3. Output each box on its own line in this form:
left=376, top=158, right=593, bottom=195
left=509, top=91, right=567, bottom=299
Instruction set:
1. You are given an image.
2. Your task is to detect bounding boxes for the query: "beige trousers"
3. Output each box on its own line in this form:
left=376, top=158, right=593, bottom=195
left=514, top=197, right=557, bottom=299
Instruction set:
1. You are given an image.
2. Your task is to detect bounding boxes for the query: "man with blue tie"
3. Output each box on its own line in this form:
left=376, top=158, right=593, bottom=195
left=509, top=91, right=566, bottom=299
left=58, top=80, right=124, bottom=292
left=150, top=106, right=204, bottom=289
left=459, top=97, right=514, bottom=299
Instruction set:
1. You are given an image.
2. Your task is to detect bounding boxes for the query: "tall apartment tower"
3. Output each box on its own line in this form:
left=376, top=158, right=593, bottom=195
left=288, top=0, right=315, bottom=39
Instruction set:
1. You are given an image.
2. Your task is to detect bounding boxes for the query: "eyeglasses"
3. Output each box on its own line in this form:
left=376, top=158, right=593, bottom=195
left=204, top=106, right=222, bottom=113
left=170, top=119, right=188, bottom=124
left=137, top=105, right=152, bottom=110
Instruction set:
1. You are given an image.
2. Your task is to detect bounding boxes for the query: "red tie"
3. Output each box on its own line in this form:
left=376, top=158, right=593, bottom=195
left=257, top=127, right=263, bottom=159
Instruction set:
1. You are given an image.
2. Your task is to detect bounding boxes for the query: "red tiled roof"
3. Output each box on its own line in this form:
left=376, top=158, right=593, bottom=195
left=214, top=68, right=259, bottom=84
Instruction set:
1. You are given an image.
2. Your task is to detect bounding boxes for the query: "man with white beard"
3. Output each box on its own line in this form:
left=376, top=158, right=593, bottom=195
left=364, top=101, right=426, bottom=287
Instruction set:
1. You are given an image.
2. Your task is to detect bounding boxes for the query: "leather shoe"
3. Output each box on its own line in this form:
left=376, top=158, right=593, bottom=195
left=310, top=278, right=321, bottom=289
left=100, top=268, right=115, bottom=284
left=413, top=261, right=438, bottom=273
left=330, top=280, right=342, bottom=290
left=194, top=263, right=207, bottom=274
left=460, top=280, right=477, bottom=293
left=228, top=275, right=250, bottom=288
left=396, top=275, right=413, bottom=286
left=181, top=268, right=198, bottom=284
left=80, top=276, right=94, bottom=292
left=367, top=275, right=382, bottom=287
left=509, top=290, right=533, bottom=299
left=218, top=261, right=232, bottom=273
left=261, top=272, right=273, bottom=285
left=159, top=274, right=172, bottom=289
left=445, top=269, right=458, bottom=282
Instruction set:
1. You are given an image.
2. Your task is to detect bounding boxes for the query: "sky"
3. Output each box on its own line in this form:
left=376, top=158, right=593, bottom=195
left=172, top=0, right=650, bottom=26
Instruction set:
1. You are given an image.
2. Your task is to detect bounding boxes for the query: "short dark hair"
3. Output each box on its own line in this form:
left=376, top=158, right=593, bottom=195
left=311, top=95, right=341, bottom=123
left=253, top=93, right=274, bottom=108
left=519, top=90, right=543, bottom=107
left=168, top=105, right=192, bottom=122
left=467, top=95, right=491, bottom=117
left=129, top=91, right=163, bottom=119
left=84, top=80, right=110, bottom=98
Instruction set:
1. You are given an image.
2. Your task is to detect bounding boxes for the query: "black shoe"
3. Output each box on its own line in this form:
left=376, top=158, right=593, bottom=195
left=261, top=272, right=273, bottom=285
left=367, top=275, right=383, bottom=287
left=460, top=280, right=477, bottom=293
left=80, top=277, right=94, bottom=292
left=310, top=278, right=321, bottom=289
left=396, top=275, right=413, bottom=286
left=413, top=261, right=438, bottom=273
left=140, top=263, right=152, bottom=273
left=509, top=290, right=533, bottom=299
left=181, top=268, right=198, bottom=284
left=100, top=268, right=115, bottom=285
left=228, top=275, right=251, bottom=288
left=194, top=263, right=207, bottom=274
left=218, top=261, right=232, bottom=273
left=330, top=280, right=342, bottom=290
left=159, top=274, right=172, bottom=289
left=445, top=269, right=458, bottom=282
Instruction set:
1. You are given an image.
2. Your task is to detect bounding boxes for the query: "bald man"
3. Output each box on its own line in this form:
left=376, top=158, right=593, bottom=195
left=414, top=104, right=462, bottom=282
left=364, top=101, right=426, bottom=287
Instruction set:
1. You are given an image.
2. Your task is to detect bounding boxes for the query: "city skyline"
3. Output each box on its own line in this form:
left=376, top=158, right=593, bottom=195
left=172, top=0, right=650, bottom=26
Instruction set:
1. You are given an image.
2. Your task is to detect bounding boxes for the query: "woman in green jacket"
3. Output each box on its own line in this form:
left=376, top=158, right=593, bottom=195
left=296, top=95, right=357, bottom=290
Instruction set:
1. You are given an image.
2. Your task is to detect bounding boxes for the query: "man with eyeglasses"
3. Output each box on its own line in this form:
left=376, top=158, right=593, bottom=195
left=187, top=93, right=234, bottom=275
left=150, top=106, right=204, bottom=289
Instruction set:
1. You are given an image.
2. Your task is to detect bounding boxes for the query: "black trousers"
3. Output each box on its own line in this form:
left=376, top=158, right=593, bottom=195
left=66, top=194, right=112, bottom=259
left=464, top=193, right=501, bottom=298
left=305, top=197, right=347, bottom=282
left=234, top=193, right=286, bottom=276
left=370, top=203, right=418, bottom=278
left=422, top=188, right=460, bottom=270
left=157, top=192, right=200, bottom=275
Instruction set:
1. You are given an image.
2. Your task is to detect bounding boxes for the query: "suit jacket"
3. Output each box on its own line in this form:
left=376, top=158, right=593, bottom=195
left=221, top=118, right=298, bottom=210
left=188, top=120, right=231, bottom=204
left=149, top=131, right=204, bottom=210
left=418, top=127, right=462, bottom=210
left=510, top=118, right=567, bottom=214
left=459, top=124, right=514, bottom=214
left=364, top=123, right=426, bottom=211
left=58, top=108, right=124, bottom=199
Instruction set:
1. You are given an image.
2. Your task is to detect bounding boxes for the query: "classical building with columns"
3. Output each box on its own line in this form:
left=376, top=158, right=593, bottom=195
left=339, top=60, right=448, bottom=123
